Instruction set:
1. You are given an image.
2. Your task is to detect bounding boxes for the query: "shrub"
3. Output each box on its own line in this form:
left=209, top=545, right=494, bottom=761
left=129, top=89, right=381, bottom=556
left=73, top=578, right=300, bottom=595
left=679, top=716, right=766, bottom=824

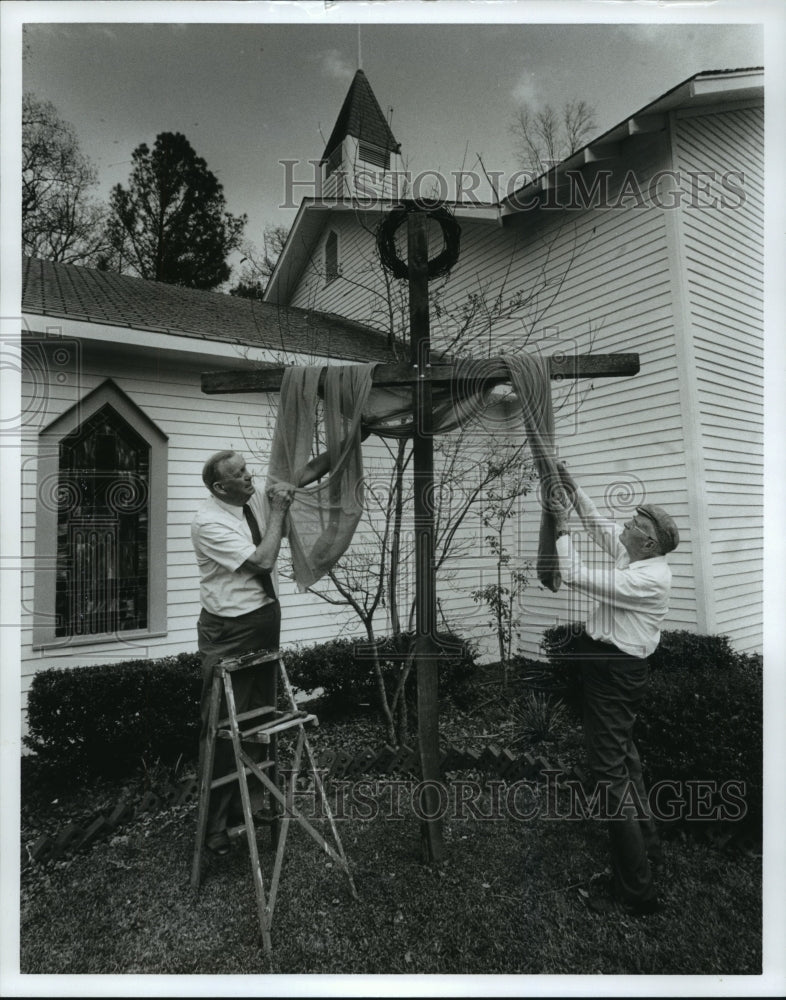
left=638, top=651, right=762, bottom=827
left=509, top=691, right=568, bottom=748
left=647, top=629, right=738, bottom=674
left=537, top=622, right=586, bottom=714
left=539, top=623, right=763, bottom=827
left=282, top=638, right=360, bottom=708
left=23, top=631, right=477, bottom=780
left=284, top=631, right=478, bottom=714
left=24, top=653, right=202, bottom=780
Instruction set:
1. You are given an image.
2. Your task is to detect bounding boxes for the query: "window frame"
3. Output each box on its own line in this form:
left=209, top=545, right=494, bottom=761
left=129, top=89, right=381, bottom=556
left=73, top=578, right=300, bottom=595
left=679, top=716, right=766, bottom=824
left=358, top=140, right=391, bottom=170
left=33, top=379, right=168, bottom=649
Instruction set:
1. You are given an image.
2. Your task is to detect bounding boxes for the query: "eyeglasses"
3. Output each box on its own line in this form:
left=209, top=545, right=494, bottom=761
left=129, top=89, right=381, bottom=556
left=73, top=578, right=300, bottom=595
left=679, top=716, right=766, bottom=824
left=625, top=518, right=656, bottom=542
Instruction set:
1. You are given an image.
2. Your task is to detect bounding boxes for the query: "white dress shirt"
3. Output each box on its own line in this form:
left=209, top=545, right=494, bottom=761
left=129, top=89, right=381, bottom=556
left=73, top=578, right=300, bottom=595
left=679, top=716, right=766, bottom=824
left=555, top=488, right=672, bottom=658
left=191, top=490, right=276, bottom=617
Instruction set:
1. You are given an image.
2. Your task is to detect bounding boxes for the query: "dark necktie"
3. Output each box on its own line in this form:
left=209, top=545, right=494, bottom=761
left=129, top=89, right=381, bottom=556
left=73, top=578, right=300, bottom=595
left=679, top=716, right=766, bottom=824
left=243, top=504, right=276, bottom=601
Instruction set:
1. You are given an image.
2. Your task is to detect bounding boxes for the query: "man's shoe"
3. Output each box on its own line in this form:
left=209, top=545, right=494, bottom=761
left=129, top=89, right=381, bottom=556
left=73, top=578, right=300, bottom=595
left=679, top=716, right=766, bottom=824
left=205, top=830, right=231, bottom=856
left=252, top=804, right=280, bottom=825
left=229, top=805, right=279, bottom=828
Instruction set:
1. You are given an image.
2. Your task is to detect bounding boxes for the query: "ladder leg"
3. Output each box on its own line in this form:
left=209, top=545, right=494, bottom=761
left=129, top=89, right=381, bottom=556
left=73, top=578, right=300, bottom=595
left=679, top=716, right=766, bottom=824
left=267, top=727, right=304, bottom=918
left=191, top=669, right=223, bottom=888
left=223, top=667, right=274, bottom=955
left=301, top=727, right=358, bottom=899
left=268, top=665, right=281, bottom=850
left=278, top=660, right=357, bottom=899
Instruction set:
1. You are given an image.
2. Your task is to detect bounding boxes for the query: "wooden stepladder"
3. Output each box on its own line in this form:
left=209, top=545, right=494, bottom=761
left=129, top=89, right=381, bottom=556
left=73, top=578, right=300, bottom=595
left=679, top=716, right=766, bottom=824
left=191, top=649, right=357, bottom=955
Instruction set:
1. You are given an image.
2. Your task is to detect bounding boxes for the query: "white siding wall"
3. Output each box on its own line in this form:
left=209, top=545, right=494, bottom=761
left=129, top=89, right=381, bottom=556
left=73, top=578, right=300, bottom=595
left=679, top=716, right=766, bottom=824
left=290, top=210, right=396, bottom=332
left=323, top=136, right=405, bottom=202
left=20, top=341, right=372, bottom=719
left=287, top=130, right=706, bottom=659
left=672, top=105, right=764, bottom=651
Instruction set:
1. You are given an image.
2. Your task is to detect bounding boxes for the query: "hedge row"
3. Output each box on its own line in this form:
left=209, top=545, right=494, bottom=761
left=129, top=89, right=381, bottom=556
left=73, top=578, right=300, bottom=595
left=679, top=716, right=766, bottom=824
left=23, top=632, right=476, bottom=780
left=540, top=624, right=763, bottom=826
left=284, top=631, right=477, bottom=713
left=24, top=626, right=763, bottom=831
left=23, top=652, right=203, bottom=779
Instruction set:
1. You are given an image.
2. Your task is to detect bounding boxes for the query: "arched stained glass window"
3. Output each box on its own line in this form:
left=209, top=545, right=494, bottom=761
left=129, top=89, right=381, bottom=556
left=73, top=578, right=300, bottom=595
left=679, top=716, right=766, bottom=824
left=55, top=404, right=150, bottom=637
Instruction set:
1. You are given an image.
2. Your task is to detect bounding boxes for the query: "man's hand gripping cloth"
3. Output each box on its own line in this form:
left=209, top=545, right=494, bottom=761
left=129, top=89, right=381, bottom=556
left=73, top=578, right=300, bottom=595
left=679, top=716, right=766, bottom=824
left=266, top=363, right=375, bottom=590
left=266, top=355, right=562, bottom=592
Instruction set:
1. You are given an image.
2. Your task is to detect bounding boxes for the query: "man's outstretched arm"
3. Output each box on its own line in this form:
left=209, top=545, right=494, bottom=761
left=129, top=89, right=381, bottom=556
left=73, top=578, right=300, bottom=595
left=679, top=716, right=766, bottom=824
left=295, top=425, right=372, bottom=487
left=242, top=487, right=293, bottom=574
left=557, top=460, right=620, bottom=556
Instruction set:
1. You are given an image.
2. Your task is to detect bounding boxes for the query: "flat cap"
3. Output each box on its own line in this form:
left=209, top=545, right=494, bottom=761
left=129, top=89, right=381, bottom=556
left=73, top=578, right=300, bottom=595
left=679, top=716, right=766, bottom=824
left=636, top=504, right=679, bottom=554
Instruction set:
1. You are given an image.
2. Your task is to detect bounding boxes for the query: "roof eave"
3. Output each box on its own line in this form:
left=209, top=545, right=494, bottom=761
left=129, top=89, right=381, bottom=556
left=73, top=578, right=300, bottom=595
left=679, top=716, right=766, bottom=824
left=263, top=197, right=503, bottom=306
left=262, top=199, right=316, bottom=305
left=500, top=68, right=764, bottom=216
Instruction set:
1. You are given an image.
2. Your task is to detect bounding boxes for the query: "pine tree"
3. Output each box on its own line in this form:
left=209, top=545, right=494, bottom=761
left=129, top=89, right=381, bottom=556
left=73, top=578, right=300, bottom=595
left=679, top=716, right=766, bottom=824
left=104, top=132, right=246, bottom=289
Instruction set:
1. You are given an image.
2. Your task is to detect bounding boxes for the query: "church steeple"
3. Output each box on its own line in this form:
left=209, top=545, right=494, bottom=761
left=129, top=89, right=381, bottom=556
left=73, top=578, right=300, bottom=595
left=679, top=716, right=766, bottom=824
left=321, top=70, right=403, bottom=200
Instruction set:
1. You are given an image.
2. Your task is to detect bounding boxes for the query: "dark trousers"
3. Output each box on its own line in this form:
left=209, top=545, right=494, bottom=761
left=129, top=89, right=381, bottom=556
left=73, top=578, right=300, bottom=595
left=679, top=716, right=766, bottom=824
left=197, top=602, right=280, bottom=836
left=576, top=633, right=660, bottom=904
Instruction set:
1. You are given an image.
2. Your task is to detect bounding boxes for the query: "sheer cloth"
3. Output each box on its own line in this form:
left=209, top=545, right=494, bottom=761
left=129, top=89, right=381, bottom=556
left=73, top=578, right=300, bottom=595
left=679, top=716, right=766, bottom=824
left=266, top=355, right=562, bottom=592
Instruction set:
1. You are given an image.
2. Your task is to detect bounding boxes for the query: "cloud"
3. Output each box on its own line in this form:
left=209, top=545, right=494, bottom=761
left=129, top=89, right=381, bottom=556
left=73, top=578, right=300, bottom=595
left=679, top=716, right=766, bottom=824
left=511, top=72, right=541, bottom=108
left=319, top=48, right=354, bottom=81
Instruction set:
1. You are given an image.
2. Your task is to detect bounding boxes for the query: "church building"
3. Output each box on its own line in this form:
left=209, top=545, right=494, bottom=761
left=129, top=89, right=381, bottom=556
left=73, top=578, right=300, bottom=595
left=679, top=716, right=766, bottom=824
left=19, top=65, right=764, bottom=724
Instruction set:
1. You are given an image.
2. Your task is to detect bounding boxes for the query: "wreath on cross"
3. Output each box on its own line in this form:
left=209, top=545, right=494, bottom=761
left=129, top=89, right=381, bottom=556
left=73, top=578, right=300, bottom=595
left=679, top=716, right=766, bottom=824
left=376, top=200, right=461, bottom=280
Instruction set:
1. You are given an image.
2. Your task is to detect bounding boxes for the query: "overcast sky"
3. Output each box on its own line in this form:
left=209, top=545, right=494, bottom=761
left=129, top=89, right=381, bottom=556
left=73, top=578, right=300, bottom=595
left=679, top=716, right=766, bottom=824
left=16, top=8, right=766, bottom=279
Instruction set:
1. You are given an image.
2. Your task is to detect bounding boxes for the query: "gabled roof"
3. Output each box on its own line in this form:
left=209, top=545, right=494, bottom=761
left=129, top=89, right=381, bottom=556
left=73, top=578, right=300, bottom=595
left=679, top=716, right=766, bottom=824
left=267, top=65, right=764, bottom=307
left=500, top=67, right=764, bottom=214
left=263, top=198, right=501, bottom=306
left=321, top=69, right=401, bottom=162
left=22, top=256, right=395, bottom=362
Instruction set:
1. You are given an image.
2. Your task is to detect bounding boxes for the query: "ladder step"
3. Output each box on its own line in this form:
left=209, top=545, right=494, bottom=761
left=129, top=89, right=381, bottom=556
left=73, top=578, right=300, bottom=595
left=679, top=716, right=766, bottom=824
left=210, top=759, right=275, bottom=790
left=218, top=704, right=276, bottom=728
left=251, top=712, right=318, bottom=739
left=219, top=650, right=280, bottom=672
left=217, top=709, right=314, bottom=742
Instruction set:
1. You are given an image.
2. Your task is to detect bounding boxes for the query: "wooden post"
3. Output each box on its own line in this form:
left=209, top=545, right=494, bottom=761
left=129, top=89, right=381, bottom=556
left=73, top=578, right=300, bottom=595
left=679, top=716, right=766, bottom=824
left=198, top=205, right=641, bottom=868
left=407, top=212, right=444, bottom=862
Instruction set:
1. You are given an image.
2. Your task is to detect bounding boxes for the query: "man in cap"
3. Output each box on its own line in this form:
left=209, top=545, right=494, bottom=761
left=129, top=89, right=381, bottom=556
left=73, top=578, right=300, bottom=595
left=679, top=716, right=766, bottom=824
left=550, top=460, right=679, bottom=915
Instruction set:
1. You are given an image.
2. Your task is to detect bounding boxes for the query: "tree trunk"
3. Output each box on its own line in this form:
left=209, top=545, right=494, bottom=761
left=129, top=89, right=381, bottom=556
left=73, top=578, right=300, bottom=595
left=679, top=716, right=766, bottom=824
left=366, top=620, right=396, bottom=746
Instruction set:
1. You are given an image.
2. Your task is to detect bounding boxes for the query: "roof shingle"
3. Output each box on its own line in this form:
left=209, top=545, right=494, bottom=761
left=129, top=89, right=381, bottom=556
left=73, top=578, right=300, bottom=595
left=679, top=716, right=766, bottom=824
left=321, top=69, right=401, bottom=161
left=22, top=256, right=395, bottom=363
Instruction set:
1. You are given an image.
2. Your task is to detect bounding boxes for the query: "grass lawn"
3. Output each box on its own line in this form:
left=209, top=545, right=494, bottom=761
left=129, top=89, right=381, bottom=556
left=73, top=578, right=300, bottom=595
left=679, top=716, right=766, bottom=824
left=18, top=689, right=763, bottom=978
left=20, top=785, right=761, bottom=976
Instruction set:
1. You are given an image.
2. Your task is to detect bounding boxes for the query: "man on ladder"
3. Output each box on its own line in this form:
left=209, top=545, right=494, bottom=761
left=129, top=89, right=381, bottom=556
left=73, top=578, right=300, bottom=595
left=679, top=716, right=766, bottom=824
left=191, top=447, right=332, bottom=856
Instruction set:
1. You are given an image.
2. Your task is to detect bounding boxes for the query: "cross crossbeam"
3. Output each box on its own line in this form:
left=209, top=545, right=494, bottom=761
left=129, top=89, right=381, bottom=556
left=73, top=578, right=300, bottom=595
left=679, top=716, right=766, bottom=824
left=200, top=354, right=640, bottom=395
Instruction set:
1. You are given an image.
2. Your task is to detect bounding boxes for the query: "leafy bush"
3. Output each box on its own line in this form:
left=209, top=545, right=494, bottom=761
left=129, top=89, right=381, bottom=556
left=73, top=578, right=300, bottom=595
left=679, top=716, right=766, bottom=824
left=23, top=630, right=477, bottom=780
left=537, top=622, right=586, bottom=713
left=284, top=631, right=478, bottom=714
left=539, top=623, right=763, bottom=827
left=509, top=690, right=568, bottom=748
left=638, top=650, right=762, bottom=827
left=24, top=653, right=202, bottom=780
left=647, top=629, right=738, bottom=674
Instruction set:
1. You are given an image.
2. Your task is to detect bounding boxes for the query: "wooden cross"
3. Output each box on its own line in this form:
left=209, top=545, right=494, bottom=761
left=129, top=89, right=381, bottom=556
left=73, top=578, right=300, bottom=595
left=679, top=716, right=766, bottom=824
left=201, top=208, right=639, bottom=863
